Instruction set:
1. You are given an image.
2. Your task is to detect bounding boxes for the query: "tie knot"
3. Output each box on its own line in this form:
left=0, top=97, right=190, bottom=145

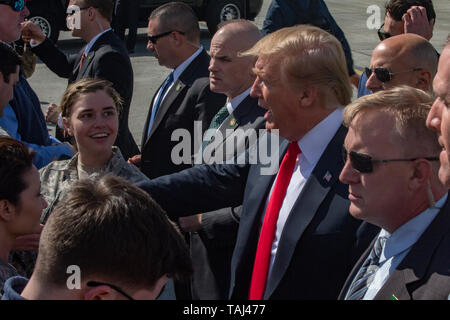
left=288, top=142, right=301, bottom=157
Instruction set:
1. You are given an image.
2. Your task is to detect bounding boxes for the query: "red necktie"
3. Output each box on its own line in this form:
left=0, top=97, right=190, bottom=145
left=249, top=142, right=301, bottom=300
left=78, top=53, right=86, bottom=73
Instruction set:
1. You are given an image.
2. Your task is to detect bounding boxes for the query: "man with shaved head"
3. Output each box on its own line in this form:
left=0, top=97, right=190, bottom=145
left=177, top=19, right=266, bottom=300
left=366, top=33, right=438, bottom=93
left=357, top=0, right=436, bottom=97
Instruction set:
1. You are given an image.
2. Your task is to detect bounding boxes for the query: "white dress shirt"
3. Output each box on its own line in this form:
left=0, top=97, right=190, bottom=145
left=263, top=107, right=344, bottom=280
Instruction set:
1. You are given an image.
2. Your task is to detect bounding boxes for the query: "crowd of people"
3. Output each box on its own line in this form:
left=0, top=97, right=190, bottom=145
left=0, top=0, right=448, bottom=300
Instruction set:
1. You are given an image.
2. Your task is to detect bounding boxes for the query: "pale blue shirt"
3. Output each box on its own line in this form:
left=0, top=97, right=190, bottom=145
left=363, top=193, right=448, bottom=300
left=0, top=105, right=72, bottom=168
left=83, top=28, right=112, bottom=56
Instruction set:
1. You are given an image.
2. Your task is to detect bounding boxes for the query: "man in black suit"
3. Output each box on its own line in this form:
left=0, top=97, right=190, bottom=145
left=21, top=0, right=139, bottom=159
left=138, top=25, right=377, bottom=300
left=113, top=0, right=141, bottom=53
left=128, top=2, right=221, bottom=179
left=339, top=86, right=449, bottom=300
left=177, top=20, right=265, bottom=300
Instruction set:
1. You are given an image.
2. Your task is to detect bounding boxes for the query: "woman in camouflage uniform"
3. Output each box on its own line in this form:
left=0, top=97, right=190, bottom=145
left=0, top=138, right=47, bottom=292
left=39, top=78, right=149, bottom=224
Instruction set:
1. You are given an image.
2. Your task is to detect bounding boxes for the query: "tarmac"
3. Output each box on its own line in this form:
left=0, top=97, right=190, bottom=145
left=27, top=0, right=450, bottom=148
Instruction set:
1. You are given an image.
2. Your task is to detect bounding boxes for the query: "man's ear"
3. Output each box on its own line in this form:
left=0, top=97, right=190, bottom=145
left=62, top=117, right=74, bottom=136
left=409, top=159, right=432, bottom=190
left=0, top=199, right=16, bottom=222
left=84, top=284, right=115, bottom=300
left=298, top=86, right=318, bottom=108
left=415, top=69, right=432, bottom=92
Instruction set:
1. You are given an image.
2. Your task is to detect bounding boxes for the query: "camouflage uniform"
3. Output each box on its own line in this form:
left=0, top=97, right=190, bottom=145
left=39, top=146, right=149, bottom=223
left=11, top=147, right=149, bottom=277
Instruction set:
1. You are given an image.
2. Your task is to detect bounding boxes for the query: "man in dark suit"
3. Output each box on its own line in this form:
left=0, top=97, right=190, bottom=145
left=339, top=85, right=449, bottom=300
left=138, top=25, right=377, bottom=300
left=113, top=0, right=141, bottom=53
left=177, top=20, right=265, bottom=300
left=21, top=0, right=139, bottom=159
left=128, top=2, right=221, bottom=179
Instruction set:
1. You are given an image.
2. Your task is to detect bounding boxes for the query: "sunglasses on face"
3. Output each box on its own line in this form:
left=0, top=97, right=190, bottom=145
left=364, top=67, right=422, bottom=83
left=0, top=0, right=25, bottom=11
left=342, top=147, right=439, bottom=174
left=67, top=6, right=92, bottom=17
left=377, top=23, right=391, bottom=41
left=147, top=30, right=185, bottom=44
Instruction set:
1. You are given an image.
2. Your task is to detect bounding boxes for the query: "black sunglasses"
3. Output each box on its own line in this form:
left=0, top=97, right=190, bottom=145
left=342, top=147, right=439, bottom=174
left=0, top=0, right=25, bottom=11
left=67, top=6, right=92, bottom=16
left=364, top=67, right=422, bottom=83
left=87, top=281, right=134, bottom=300
left=147, top=30, right=185, bottom=44
left=377, top=23, right=391, bottom=41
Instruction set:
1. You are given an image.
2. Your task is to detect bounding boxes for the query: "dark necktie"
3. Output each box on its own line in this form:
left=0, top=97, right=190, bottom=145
left=344, top=235, right=387, bottom=300
left=147, top=71, right=174, bottom=136
left=249, top=142, right=301, bottom=300
left=201, top=104, right=230, bottom=150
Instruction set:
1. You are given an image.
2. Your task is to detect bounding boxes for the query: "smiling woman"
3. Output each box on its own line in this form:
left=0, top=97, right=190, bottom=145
left=38, top=79, right=150, bottom=226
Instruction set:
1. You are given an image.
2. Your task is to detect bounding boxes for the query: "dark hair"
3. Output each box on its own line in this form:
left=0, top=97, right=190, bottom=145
left=35, top=175, right=192, bottom=289
left=149, top=2, right=200, bottom=42
left=0, top=41, right=22, bottom=83
left=385, top=0, right=436, bottom=22
left=82, top=0, right=114, bottom=22
left=0, top=137, right=35, bottom=205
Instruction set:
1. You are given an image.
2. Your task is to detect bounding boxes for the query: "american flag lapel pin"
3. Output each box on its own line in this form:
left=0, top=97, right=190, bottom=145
left=323, top=171, right=332, bottom=183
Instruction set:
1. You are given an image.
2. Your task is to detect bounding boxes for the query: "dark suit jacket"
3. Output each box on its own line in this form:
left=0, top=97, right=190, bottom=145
left=189, top=95, right=266, bottom=300
left=140, top=52, right=224, bottom=179
left=32, top=30, right=139, bottom=159
left=138, top=125, right=377, bottom=300
left=339, top=195, right=450, bottom=300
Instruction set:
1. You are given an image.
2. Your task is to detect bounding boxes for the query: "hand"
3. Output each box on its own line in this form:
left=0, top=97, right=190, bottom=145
left=127, top=154, right=142, bottom=168
left=403, top=6, right=434, bottom=40
left=178, top=214, right=202, bottom=232
left=21, top=21, right=46, bottom=45
left=45, top=103, right=61, bottom=124
left=12, top=225, right=44, bottom=251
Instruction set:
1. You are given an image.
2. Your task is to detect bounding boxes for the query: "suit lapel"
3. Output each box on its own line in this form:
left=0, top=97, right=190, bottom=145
left=143, top=49, right=209, bottom=145
left=76, top=50, right=95, bottom=81
left=147, top=80, right=187, bottom=140
left=375, top=195, right=450, bottom=300
left=264, top=125, right=348, bottom=299
left=213, top=95, right=256, bottom=151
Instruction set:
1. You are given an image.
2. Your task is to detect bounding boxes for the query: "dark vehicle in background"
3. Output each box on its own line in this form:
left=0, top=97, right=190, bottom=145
left=24, top=0, right=263, bottom=43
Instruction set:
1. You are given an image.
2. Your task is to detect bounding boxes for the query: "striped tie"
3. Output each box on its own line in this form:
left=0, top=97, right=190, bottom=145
left=344, top=235, right=386, bottom=300
left=202, top=104, right=230, bottom=149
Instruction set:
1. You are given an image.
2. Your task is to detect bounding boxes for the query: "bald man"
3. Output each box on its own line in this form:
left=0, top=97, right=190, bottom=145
left=366, top=33, right=438, bottom=93
left=177, top=20, right=266, bottom=300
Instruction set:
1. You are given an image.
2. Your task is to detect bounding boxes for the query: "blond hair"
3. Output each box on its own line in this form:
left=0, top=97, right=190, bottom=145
left=344, top=85, right=439, bottom=156
left=242, top=25, right=352, bottom=107
left=60, top=78, right=122, bottom=118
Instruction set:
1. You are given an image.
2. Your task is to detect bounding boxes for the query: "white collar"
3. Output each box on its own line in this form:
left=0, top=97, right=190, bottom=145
left=226, top=88, right=252, bottom=115
left=297, top=108, right=344, bottom=167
